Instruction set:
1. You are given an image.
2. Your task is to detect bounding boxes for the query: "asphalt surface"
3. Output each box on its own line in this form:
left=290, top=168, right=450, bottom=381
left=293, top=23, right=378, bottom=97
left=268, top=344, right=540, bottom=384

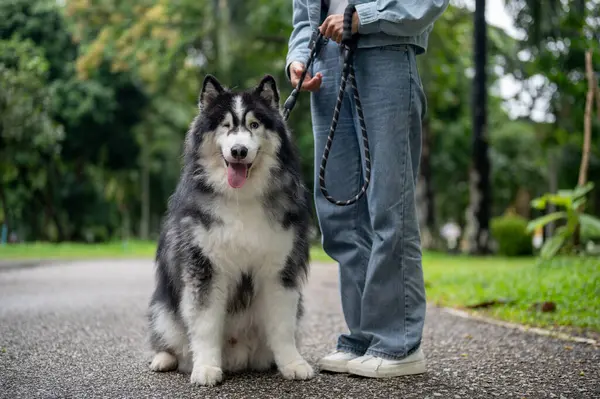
left=0, top=260, right=598, bottom=399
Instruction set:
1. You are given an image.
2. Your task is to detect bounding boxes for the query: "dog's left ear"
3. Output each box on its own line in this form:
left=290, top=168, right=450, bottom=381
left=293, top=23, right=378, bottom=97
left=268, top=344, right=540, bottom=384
left=255, top=75, right=280, bottom=109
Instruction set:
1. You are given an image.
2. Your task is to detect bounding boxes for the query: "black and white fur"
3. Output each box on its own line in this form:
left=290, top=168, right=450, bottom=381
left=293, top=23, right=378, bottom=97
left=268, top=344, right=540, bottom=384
left=147, top=74, right=313, bottom=386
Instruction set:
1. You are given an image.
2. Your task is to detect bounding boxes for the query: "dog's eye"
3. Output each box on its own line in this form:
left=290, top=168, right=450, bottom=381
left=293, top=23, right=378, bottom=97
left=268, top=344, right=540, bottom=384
left=249, top=121, right=260, bottom=130
left=223, top=123, right=231, bottom=129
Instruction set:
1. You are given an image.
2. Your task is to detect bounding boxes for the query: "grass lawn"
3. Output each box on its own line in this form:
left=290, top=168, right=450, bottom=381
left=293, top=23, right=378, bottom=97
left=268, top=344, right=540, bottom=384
left=0, top=240, right=335, bottom=262
left=421, top=252, right=599, bottom=336
left=0, top=240, right=158, bottom=260
left=1, top=241, right=598, bottom=335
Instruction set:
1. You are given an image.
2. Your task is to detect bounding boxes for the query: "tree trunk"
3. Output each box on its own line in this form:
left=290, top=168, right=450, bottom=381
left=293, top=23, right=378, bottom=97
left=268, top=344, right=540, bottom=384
left=0, top=183, right=10, bottom=234
left=574, top=50, right=595, bottom=249
left=214, top=0, right=232, bottom=82
left=464, top=0, right=492, bottom=254
left=544, top=149, right=558, bottom=240
left=46, top=163, right=66, bottom=242
left=417, top=119, right=436, bottom=250
left=514, top=187, right=531, bottom=219
left=140, top=133, right=150, bottom=240
left=578, top=50, right=594, bottom=188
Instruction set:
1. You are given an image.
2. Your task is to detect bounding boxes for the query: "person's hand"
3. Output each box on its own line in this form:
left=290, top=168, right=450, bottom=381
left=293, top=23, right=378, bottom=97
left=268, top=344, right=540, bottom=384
left=319, top=12, right=359, bottom=43
left=289, top=61, right=323, bottom=92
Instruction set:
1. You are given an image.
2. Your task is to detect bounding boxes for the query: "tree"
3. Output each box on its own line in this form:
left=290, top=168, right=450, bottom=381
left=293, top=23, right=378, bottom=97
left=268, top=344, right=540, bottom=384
left=0, top=37, right=64, bottom=238
left=503, top=0, right=600, bottom=223
left=464, top=0, right=492, bottom=254
left=415, top=4, right=473, bottom=249
left=1, top=0, right=148, bottom=241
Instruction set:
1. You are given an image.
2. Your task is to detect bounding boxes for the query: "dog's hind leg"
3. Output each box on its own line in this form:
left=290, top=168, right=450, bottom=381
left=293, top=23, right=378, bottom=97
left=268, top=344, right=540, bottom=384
left=148, top=302, right=189, bottom=373
left=150, top=351, right=178, bottom=372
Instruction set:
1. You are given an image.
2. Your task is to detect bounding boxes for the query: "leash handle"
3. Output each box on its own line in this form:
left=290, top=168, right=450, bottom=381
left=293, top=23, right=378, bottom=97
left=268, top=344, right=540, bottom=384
left=342, top=4, right=357, bottom=47
left=282, top=31, right=327, bottom=121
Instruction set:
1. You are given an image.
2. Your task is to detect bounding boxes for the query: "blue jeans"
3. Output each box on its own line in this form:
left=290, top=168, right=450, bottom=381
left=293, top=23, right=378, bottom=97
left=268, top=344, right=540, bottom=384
left=310, top=40, right=427, bottom=360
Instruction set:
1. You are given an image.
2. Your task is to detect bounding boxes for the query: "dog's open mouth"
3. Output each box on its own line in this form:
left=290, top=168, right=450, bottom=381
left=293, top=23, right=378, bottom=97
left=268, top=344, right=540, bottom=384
left=225, top=160, right=252, bottom=189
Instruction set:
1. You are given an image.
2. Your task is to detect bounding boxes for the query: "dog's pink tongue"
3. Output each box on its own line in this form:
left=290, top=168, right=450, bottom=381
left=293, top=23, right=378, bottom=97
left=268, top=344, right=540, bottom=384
left=227, top=163, right=248, bottom=188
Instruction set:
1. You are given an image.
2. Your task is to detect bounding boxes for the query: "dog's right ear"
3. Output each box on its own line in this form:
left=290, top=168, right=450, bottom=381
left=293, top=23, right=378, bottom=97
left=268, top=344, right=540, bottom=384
left=199, top=75, right=225, bottom=109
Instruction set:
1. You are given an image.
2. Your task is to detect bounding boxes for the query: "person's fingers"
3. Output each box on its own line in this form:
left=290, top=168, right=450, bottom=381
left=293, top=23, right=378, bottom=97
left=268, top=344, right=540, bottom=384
left=290, top=62, right=308, bottom=87
left=319, top=16, right=331, bottom=35
left=325, top=21, right=337, bottom=39
left=291, top=65, right=322, bottom=92
left=333, top=28, right=342, bottom=43
left=302, top=72, right=323, bottom=91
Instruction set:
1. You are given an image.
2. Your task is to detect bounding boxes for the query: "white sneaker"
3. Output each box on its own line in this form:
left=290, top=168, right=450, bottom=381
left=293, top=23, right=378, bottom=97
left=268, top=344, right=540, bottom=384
left=318, top=350, right=360, bottom=373
left=347, top=347, right=427, bottom=378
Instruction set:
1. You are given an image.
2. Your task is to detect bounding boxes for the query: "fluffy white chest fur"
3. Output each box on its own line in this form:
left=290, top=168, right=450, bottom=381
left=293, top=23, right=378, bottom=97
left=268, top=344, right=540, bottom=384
left=194, top=198, right=294, bottom=277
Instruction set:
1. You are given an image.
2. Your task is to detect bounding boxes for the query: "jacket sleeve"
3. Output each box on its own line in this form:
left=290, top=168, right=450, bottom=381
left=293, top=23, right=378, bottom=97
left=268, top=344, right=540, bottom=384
left=285, top=0, right=312, bottom=80
left=355, top=0, right=450, bottom=37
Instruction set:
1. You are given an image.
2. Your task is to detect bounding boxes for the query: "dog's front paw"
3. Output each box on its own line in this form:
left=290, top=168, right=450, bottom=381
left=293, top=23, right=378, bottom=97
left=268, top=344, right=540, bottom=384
left=190, top=365, right=223, bottom=386
left=280, top=358, right=314, bottom=380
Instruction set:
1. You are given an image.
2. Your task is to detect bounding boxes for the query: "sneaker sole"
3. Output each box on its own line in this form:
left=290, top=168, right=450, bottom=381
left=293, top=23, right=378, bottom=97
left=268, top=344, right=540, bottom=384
left=317, top=360, right=351, bottom=373
left=347, top=359, right=427, bottom=378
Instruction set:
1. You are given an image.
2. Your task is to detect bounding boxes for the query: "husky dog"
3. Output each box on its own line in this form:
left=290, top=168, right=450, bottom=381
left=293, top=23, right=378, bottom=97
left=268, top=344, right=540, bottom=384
left=146, top=74, right=314, bottom=386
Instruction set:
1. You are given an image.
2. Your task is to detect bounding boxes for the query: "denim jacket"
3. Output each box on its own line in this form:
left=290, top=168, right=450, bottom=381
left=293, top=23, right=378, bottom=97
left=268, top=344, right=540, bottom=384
left=285, top=0, right=450, bottom=77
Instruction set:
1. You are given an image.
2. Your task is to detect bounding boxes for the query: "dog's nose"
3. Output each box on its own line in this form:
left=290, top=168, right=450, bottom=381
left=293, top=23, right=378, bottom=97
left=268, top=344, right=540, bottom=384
left=231, top=145, right=248, bottom=160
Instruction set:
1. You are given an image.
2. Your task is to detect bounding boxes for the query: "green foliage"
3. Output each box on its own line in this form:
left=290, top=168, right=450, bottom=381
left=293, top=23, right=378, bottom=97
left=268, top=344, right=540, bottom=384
left=504, top=0, right=600, bottom=211
left=527, top=183, right=600, bottom=259
left=0, top=36, right=64, bottom=232
left=491, top=213, right=533, bottom=256
left=418, top=5, right=531, bottom=227
left=0, top=36, right=63, bottom=147
left=0, top=0, right=149, bottom=242
left=489, top=119, right=546, bottom=215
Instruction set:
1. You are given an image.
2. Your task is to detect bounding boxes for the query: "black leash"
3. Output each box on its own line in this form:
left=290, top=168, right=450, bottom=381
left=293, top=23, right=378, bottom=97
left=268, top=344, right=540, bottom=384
left=283, top=5, right=371, bottom=207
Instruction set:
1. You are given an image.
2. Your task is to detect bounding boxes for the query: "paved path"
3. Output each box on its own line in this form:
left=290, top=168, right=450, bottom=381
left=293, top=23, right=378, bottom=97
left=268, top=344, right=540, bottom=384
left=0, top=260, right=598, bottom=399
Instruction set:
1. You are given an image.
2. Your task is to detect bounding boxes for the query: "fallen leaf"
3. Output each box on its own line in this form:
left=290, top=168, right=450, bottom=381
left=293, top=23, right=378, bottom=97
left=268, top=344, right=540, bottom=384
left=529, top=301, right=557, bottom=312
left=580, top=371, right=585, bottom=376
left=464, top=334, right=473, bottom=340
left=564, top=346, right=573, bottom=351
left=460, top=353, right=468, bottom=357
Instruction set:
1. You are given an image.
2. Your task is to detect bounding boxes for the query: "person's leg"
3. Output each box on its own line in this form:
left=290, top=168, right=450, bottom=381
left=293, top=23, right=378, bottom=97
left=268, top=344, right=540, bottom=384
left=310, top=41, right=373, bottom=365
left=346, top=44, right=427, bottom=376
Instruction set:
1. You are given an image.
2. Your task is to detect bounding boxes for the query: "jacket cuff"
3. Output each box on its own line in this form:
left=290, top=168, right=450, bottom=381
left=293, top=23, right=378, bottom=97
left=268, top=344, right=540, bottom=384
left=285, top=50, right=309, bottom=81
left=355, top=2, right=381, bottom=34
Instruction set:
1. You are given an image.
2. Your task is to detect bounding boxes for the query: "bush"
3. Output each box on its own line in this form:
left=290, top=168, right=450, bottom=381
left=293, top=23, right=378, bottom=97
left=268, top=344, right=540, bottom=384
left=491, top=214, right=533, bottom=256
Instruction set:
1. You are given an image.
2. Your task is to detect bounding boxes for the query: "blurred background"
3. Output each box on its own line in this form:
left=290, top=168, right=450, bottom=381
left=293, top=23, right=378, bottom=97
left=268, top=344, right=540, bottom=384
left=1, top=0, right=599, bottom=256
left=1, top=0, right=600, bottom=344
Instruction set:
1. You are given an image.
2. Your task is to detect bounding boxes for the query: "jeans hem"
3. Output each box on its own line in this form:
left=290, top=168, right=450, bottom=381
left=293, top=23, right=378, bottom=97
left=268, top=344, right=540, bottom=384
left=364, top=342, right=422, bottom=361
left=336, top=343, right=368, bottom=357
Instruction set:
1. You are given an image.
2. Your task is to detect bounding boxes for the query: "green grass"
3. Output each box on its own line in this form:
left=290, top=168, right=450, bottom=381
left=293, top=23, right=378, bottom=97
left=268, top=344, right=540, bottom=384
left=1, top=241, right=598, bottom=334
left=0, top=240, right=158, bottom=260
left=421, top=253, right=600, bottom=334
left=0, top=240, right=335, bottom=262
